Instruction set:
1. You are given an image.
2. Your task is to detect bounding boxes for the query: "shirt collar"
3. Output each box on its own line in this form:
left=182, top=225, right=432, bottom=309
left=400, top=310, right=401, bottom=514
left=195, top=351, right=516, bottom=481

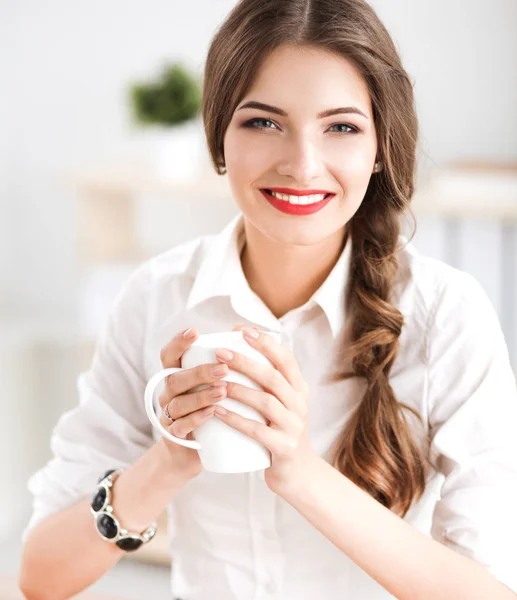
left=186, top=213, right=352, bottom=338
left=186, top=213, right=248, bottom=311
left=309, top=231, right=351, bottom=337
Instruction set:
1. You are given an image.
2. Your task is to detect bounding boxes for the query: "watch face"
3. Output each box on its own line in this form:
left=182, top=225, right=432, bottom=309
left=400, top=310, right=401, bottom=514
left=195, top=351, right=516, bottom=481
left=116, top=537, right=144, bottom=552
left=97, top=513, right=119, bottom=539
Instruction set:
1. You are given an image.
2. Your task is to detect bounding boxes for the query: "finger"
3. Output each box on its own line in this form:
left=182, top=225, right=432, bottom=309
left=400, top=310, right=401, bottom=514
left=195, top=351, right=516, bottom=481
left=232, top=323, right=260, bottom=332
left=213, top=406, right=295, bottom=457
left=160, top=327, right=199, bottom=368
left=164, top=362, right=229, bottom=398
left=159, top=402, right=178, bottom=430
left=225, top=381, right=303, bottom=437
left=165, top=383, right=227, bottom=420
left=168, top=406, right=216, bottom=439
left=240, top=328, right=307, bottom=393
left=214, top=346, right=297, bottom=412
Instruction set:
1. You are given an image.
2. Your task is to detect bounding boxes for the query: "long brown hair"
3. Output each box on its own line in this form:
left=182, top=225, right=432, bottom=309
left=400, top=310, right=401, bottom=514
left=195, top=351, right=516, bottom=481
left=202, top=0, right=430, bottom=517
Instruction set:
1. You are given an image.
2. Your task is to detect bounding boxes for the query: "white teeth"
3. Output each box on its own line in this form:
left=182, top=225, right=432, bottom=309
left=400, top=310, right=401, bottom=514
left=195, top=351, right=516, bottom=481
left=268, top=191, right=328, bottom=204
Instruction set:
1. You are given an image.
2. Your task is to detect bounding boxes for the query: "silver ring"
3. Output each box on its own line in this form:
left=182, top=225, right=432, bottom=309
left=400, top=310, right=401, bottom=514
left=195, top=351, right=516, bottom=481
left=164, top=402, right=174, bottom=422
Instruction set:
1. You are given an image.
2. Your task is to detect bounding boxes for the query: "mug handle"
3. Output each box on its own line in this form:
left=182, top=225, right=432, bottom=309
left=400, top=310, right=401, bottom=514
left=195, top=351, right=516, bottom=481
left=144, top=367, right=202, bottom=450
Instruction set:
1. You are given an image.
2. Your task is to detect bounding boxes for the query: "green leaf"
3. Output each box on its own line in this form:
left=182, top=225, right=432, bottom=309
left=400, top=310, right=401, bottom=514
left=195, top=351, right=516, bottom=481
left=129, top=62, right=202, bottom=127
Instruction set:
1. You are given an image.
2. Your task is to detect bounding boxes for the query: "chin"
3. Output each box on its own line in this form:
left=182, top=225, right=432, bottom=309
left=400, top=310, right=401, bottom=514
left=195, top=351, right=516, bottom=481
left=248, top=209, right=343, bottom=247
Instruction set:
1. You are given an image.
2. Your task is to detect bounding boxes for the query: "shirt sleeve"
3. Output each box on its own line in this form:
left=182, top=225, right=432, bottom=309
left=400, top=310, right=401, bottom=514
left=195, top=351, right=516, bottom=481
left=427, top=268, right=517, bottom=594
left=21, top=262, right=156, bottom=543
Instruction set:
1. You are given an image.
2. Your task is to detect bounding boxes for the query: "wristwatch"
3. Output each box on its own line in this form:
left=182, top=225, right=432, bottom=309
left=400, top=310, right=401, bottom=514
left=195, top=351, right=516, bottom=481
left=90, top=468, right=158, bottom=552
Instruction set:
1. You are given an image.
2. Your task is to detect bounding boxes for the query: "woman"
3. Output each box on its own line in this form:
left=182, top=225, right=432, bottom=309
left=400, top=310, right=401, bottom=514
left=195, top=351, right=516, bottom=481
left=20, top=0, right=517, bottom=598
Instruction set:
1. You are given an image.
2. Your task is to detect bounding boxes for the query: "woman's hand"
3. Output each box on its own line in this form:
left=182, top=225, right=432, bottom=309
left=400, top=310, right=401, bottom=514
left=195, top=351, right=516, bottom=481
left=212, top=325, right=318, bottom=496
left=157, top=328, right=229, bottom=480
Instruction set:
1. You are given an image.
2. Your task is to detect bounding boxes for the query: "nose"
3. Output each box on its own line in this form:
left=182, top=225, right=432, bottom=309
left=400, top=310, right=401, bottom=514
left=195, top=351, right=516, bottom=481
left=276, top=135, right=324, bottom=186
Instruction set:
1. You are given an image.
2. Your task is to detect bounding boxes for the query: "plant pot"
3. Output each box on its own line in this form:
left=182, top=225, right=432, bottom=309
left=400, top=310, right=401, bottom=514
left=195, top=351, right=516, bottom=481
left=143, top=118, right=206, bottom=183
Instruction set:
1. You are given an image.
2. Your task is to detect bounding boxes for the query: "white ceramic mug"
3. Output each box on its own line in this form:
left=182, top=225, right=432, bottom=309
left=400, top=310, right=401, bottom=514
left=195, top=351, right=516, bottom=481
left=144, top=331, right=281, bottom=473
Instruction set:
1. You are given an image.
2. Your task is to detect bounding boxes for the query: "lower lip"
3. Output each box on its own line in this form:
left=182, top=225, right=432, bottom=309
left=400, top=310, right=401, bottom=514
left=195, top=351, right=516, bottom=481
left=260, top=190, right=334, bottom=215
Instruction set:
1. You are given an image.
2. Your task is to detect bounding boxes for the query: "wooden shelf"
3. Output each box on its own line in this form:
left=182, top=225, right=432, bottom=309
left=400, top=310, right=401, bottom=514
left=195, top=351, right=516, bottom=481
left=69, top=162, right=517, bottom=265
left=70, top=163, right=238, bottom=264
left=68, top=162, right=517, bottom=220
left=66, top=163, right=232, bottom=200
left=412, top=168, right=517, bottom=222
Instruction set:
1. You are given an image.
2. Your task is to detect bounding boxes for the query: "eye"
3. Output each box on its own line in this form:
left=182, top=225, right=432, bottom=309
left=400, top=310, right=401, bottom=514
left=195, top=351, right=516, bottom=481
left=242, top=117, right=279, bottom=130
left=241, top=118, right=360, bottom=134
left=328, top=123, right=359, bottom=134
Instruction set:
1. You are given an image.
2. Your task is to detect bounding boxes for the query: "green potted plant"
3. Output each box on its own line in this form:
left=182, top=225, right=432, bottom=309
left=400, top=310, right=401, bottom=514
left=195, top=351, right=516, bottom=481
left=129, top=62, right=204, bottom=182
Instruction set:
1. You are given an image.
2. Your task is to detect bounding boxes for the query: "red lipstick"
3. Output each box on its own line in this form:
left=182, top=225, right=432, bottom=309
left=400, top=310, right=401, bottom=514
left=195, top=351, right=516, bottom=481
left=267, top=187, right=335, bottom=196
left=260, top=188, right=334, bottom=216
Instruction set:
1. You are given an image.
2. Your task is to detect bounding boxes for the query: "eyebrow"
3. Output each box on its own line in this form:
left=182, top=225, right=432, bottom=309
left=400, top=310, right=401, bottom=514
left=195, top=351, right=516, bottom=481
left=236, top=100, right=369, bottom=120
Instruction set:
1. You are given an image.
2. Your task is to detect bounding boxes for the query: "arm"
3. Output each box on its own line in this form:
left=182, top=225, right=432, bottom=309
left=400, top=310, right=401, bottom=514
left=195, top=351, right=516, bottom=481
left=282, top=455, right=517, bottom=600
left=19, top=439, right=189, bottom=600
left=282, top=270, right=517, bottom=599
left=18, top=263, right=171, bottom=599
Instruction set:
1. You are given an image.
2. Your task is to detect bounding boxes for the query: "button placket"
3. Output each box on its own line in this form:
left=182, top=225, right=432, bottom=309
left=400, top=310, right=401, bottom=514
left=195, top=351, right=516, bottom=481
left=279, top=317, right=299, bottom=352
left=249, top=471, right=285, bottom=599
left=279, top=330, right=293, bottom=350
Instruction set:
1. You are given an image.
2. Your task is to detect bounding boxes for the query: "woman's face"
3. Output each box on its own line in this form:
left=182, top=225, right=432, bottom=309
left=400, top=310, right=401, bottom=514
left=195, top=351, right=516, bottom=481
left=223, top=44, right=378, bottom=247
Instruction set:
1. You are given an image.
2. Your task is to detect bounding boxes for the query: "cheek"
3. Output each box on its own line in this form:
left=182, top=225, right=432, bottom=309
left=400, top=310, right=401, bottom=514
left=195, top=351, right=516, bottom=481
left=328, top=143, right=376, bottom=192
left=329, top=140, right=374, bottom=172
left=224, top=128, right=270, bottom=180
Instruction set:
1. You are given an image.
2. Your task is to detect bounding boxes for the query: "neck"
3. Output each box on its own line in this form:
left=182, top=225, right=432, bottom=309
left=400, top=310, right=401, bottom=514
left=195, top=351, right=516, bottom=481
left=240, top=220, right=348, bottom=319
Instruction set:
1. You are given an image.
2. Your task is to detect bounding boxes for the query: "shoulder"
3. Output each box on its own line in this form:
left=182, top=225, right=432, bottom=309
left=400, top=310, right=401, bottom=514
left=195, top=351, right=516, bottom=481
left=127, top=232, right=217, bottom=293
left=100, top=233, right=217, bottom=328
left=394, top=235, right=494, bottom=329
left=393, top=237, right=512, bottom=428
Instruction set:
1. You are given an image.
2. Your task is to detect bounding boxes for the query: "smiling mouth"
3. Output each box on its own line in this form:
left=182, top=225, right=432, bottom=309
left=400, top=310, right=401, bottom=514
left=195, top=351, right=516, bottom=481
left=262, top=189, right=333, bottom=205
left=259, top=188, right=334, bottom=216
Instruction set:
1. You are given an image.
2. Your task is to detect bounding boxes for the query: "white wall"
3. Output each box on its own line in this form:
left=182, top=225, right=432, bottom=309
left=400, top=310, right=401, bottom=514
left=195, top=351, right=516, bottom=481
left=375, top=0, right=517, bottom=167
left=0, top=0, right=236, bottom=322
left=0, top=2, right=15, bottom=313
left=1, top=0, right=516, bottom=321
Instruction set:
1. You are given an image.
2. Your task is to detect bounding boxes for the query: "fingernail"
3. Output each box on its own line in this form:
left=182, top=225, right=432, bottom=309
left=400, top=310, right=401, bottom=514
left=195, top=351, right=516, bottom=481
left=215, top=348, right=234, bottom=362
left=214, top=406, right=227, bottom=416
left=203, top=406, right=215, bottom=415
left=183, top=328, right=196, bottom=339
left=210, top=364, right=228, bottom=377
left=243, top=328, right=259, bottom=340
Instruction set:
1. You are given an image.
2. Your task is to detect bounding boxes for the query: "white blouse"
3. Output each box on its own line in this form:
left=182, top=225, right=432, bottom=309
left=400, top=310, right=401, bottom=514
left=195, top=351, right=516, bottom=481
left=22, top=213, right=517, bottom=599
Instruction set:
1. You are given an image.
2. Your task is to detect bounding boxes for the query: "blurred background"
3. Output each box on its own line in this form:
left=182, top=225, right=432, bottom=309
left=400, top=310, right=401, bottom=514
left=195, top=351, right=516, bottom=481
left=1, top=0, right=516, bottom=598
